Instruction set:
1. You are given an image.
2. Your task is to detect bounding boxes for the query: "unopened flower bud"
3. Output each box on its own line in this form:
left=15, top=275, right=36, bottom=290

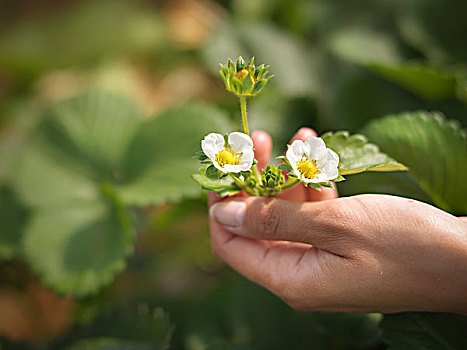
left=219, top=56, right=273, bottom=97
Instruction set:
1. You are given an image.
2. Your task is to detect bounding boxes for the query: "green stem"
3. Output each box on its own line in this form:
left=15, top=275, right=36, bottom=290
left=240, top=96, right=249, bottom=135
left=280, top=178, right=300, bottom=190
left=239, top=96, right=260, bottom=185
left=229, top=173, right=255, bottom=196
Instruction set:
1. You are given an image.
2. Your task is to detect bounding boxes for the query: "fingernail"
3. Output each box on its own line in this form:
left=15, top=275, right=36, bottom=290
left=209, top=201, right=246, bottom=228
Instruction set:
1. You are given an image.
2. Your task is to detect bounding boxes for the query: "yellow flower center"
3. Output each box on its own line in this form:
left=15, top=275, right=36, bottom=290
left=215, top=148, right=240, bottom=167
left=296, top=157, right=321, bottom=179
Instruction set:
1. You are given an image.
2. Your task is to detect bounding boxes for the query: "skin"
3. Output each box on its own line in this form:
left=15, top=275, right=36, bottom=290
left=208, top=128, right=467, bottom=315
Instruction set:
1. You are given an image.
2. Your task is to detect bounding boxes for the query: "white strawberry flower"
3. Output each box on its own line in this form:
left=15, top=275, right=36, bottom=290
left=201, top=132, right=254, bottom=173
left=286, top=137, right=339, bottom=183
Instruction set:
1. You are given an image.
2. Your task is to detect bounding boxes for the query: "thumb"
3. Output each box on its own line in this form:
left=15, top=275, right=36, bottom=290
left=209, top=196, right=354, bottom=256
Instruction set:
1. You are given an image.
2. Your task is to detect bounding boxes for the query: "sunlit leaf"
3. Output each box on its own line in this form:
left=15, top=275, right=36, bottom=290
left=321, top=131, right=407, bottom=176
left=119, top=104, right=233, bottom=206
left=11, top=90, right=142, bottom=296
left=364, top=111, right=467, bottom=214
left=40, top=89, right=142, bottom=178
left=23, top=185, right=134, bottom=297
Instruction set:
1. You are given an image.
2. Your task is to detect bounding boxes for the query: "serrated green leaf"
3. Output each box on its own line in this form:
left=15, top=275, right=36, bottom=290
left=39, top=89, right=142, bottom=178
left=192, top=168, right=237, bottom=192
left=10, top=90, right=143, bottom=297
left=277, top=163, right=292, bottom=172
left=321, top=131, right=407, bottom=176
left=119, top=103, right=233, bottom=206
left=23, top=185, right=134, bottom=298
left=382, top=313, right=467, bottom=350
left=363, top=111, right=467, bottom=214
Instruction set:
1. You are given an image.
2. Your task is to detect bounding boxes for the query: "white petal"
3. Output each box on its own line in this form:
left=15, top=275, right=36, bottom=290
left=322, top=162, right=339, bottom=180
left=304, top=137, right=326, bottom=160
left=201, top=133, right=224, bottom=160
left=286, top=140, right=304, bottom=164
left=326, top=149, right=339, bottom=164
left=224, top=164, right=242, bottom=173
left=239, top=149, right=254, bottom=171
left=228, top=132, right=253, bottom=152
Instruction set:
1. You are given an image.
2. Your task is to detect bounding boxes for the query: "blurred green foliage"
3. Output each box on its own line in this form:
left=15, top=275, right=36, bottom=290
left=0, top=0, right=466, bottom=349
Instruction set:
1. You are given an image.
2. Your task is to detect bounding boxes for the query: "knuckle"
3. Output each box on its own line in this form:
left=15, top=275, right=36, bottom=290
left=256, top=202, right=281, bottom=238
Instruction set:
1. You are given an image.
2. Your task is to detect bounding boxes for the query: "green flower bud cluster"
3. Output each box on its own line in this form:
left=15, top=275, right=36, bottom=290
left=219, top=57, right=273, bottom=97
left=259, top=164, right=285, bottom=196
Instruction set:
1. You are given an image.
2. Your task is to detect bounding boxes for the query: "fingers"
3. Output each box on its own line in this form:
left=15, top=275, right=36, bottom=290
left=252, top=130, right=272, bottom=170
left=209, top=196, right=353, bottom=256
left=209, top=201, right=341, bottom=307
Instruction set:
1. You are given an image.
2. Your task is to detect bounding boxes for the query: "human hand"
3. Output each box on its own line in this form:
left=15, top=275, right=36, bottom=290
left=208, top=129, right=467, bottom=314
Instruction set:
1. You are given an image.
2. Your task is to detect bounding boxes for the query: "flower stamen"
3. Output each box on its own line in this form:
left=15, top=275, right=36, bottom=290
left=296, top=156, right=321, bottom=179
left=215, top=148, right=240, bottom=167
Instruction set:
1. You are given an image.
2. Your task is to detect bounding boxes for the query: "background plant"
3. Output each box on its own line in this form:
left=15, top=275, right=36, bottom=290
left=0, top=0, right=466, bottom=349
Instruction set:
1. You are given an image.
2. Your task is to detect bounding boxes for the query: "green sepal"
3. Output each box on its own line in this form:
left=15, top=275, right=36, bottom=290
left=236, top=56, right=245, bottom=71
left=330, top=174, right=345, bottom=182
left=306, top=182, right=322, bottom=191
left=218, top=170, right=229, bottom=179
left=276, top=155, right=291, bottom=164
left=255, top=64, right=265, bottom=79
left=278, top=163, right=293, bottom=172
left=243, top=73, right=255, bottom=93
left=252, top=80, right=267, bottom=95
left=231, top=77, right=243, bottom=94
left=193, top=151, right=208, bottom=161
left=206, top=165, right=218, bottom=178
left=246, top=57, right=255, bottom=70
left=252, top=159, right=258, bottom=165
left=227, top=59, right=235, bottom=71
left=217, top=188, right=241, bottom=197
left=320, top=182, right=334, bottom=189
